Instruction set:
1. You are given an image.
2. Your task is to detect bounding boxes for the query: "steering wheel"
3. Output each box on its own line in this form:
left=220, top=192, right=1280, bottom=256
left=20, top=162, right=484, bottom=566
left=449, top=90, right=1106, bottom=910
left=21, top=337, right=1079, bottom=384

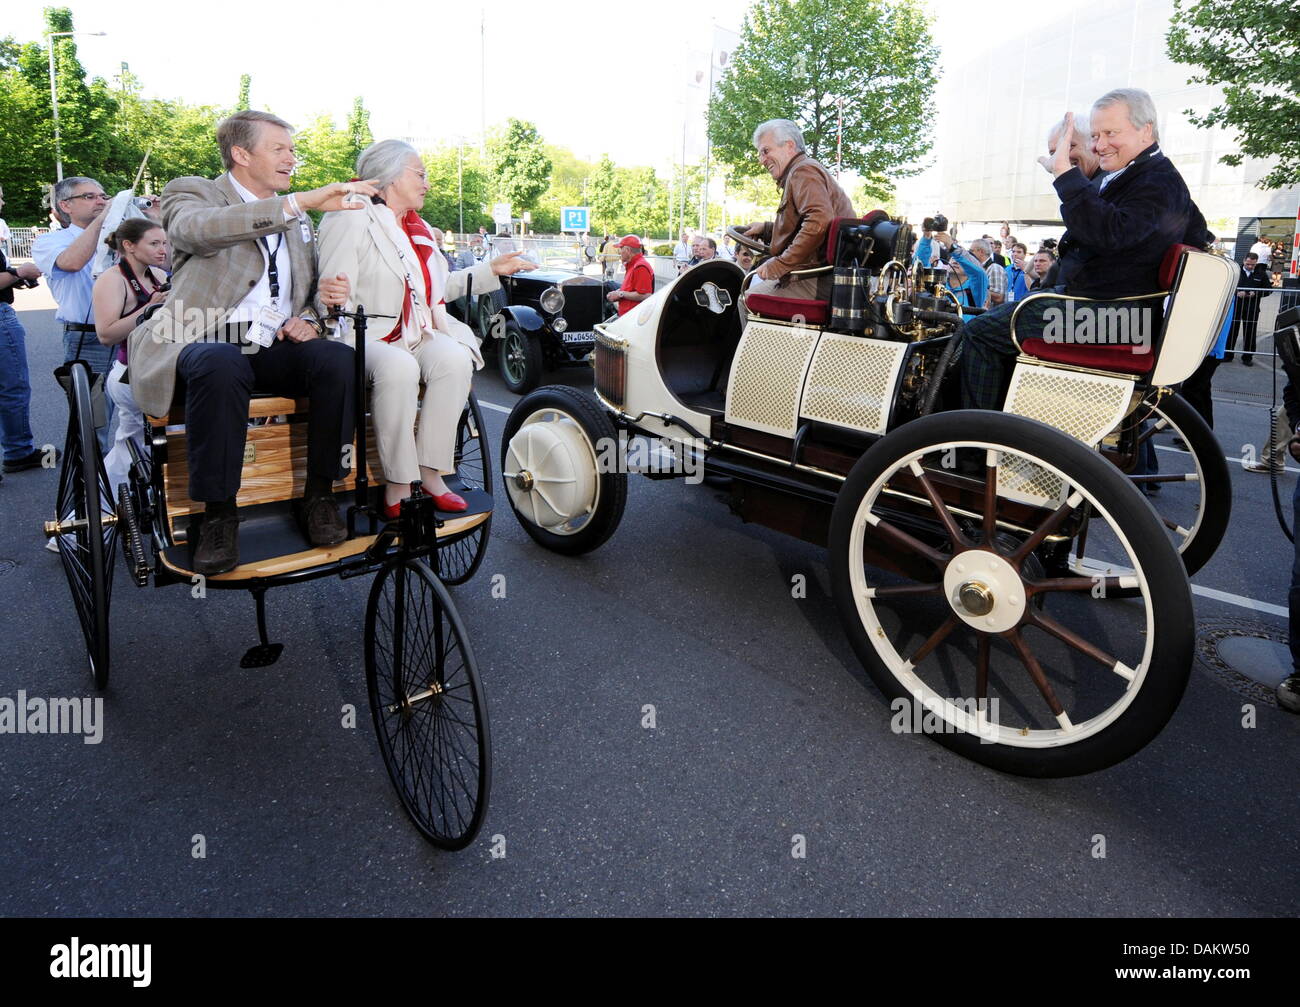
left=726, top=225, right=770, bottom=255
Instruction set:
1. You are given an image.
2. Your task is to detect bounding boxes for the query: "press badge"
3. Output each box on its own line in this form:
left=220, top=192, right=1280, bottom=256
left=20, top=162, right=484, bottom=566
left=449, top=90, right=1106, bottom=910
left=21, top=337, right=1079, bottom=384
left=249, top=305, right=286, bottom=347
left=299, top=219, right=312, bottom=243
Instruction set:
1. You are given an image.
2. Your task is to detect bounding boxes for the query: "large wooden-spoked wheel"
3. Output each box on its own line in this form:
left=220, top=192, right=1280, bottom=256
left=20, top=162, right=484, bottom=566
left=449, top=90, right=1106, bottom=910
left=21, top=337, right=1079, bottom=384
left=365, top=558, right=490, bottom=850
left=1098, top=390, right=1230, bottom=591
left=829, top=410, right=1193, bottom=777
left=437, top=391, right=492, bottom=586
left=501, top=385, right=627, bottom=556
left=52, top=361, right=118, bottom=690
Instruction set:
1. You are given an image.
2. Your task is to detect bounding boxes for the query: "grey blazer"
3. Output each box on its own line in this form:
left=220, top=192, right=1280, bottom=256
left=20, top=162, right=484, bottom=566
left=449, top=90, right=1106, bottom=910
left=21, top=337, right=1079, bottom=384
left=126, top=173, right=324, bottom=417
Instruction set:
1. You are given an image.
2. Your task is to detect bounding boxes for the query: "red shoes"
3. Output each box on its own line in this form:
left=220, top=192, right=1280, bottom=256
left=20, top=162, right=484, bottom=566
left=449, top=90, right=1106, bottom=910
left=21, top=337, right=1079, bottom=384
left=431, top=491, right=468, bottom=512
left=382, top=488, right=468, bottom=520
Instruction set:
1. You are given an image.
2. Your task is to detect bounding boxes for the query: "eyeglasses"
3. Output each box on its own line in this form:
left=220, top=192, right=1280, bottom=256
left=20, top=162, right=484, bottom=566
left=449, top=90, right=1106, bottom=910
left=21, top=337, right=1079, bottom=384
left=63, top=192, right=108, bottom=203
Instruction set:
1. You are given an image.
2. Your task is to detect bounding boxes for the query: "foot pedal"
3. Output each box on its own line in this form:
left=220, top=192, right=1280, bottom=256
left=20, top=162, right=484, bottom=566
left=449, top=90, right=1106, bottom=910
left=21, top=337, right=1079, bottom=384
left=240, top=643, right=284, bottom=668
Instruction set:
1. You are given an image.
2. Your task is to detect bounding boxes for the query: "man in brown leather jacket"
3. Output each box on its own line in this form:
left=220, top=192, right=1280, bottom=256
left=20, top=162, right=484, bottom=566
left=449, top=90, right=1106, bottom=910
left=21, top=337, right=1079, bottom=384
left=742, top=118, right=855, bottom=314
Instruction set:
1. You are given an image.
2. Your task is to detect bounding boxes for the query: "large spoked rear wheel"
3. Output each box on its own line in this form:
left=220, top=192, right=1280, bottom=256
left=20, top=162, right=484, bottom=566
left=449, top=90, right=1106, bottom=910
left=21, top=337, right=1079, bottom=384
left=1101, top=390, right=1230, bottom=588
left=438, top=391, right=492, bottom=586
left=829, top=410, right=1193, bottom=777
left=52, top=361, right=118, bottom=690
left=501, top=385, right=627, bottom=555
left=365, top=558, right=490, bottom=850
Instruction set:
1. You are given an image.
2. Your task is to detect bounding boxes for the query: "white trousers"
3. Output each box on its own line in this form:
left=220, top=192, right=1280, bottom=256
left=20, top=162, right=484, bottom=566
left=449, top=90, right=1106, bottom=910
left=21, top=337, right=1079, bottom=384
left=104, top=359, right=145, bottom=494
left=367, top=335, right=474, bottom=483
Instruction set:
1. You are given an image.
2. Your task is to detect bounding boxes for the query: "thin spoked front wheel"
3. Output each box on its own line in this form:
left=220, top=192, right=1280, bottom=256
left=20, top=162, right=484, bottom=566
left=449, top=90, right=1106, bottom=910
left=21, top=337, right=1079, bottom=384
left=365, top=558, right=491, bottom=850
left=52, top=361, right=118, bottom=690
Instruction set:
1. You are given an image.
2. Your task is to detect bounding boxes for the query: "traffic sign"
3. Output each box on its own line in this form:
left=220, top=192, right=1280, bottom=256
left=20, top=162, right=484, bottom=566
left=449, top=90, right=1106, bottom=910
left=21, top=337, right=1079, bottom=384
left=561, top=206, right=590, bottom=233
left=492, top=203, right=512, bottom=226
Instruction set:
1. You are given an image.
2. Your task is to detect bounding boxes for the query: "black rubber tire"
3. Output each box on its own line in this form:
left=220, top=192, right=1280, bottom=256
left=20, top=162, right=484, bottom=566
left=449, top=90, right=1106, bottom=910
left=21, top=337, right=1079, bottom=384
left=828, top=409, right=1193, bottom=778
left=501, top=385, right=627, bottom=556
left=365, top=558, right=491, bottom=850
left=1116, top=391, right=1230, bottom=586
left=53, top=362, right=117, bottom=690
left=438, top=391, right=492, bottom=586
left=498, top=322, right=543, bottom=395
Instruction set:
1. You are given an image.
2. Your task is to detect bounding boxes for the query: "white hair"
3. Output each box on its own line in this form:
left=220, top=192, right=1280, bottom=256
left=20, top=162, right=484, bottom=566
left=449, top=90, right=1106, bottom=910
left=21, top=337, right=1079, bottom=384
left=356, top=139, right=420, bottom=190
left=1047, top=113, right=1090, bottom=144
left=969, top=238, right=991, bottom=258
left=1092, top=88, right=1160, bottom=142
left=752, top=118, right=805, bottom=151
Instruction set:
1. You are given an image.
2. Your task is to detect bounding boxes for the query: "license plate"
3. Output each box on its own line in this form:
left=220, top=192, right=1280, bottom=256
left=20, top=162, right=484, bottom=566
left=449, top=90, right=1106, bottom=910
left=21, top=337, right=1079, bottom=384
left=561, top=330, right=595, bottom=345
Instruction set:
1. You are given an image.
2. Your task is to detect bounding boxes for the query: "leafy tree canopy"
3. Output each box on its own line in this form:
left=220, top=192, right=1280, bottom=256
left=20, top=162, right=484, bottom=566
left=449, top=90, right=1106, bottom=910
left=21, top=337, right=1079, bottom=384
left=708, top=0, right=936, bottom=201
left=1166, top=0, right=1300, bottom=190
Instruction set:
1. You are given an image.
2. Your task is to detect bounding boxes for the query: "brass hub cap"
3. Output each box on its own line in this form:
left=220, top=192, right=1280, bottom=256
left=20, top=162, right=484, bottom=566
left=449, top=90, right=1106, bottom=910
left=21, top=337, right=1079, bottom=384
left=514, top=470, right=535, bottom=492
left=958, top=581, right=994, bottom=616
left=943, top=550, right=1027, bottom=633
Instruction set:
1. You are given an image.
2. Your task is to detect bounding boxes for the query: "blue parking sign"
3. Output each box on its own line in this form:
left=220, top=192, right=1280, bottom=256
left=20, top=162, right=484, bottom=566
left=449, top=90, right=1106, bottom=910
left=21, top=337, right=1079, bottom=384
left=561, top=206, right=590, bottom=233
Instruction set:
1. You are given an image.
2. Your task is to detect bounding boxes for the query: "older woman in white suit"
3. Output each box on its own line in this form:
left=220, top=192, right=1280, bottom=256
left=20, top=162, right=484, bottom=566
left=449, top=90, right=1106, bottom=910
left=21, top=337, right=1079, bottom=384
left=317, top=139, right=531, bottom=516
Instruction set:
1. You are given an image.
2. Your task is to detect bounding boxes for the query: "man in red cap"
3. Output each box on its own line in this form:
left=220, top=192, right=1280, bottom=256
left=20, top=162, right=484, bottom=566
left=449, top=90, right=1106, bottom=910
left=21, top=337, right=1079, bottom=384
left=605, top=235, right=656, bottom=317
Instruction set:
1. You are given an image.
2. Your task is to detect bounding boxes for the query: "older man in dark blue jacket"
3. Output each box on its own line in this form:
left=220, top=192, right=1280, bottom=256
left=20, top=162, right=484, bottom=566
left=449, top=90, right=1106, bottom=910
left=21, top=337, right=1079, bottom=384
left=961, top=88, right=1210, bottom=410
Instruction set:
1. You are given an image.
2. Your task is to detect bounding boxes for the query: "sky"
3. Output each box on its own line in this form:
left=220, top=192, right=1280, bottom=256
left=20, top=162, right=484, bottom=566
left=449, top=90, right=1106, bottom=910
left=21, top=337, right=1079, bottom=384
left=12, top=0, right=1089, bottom=191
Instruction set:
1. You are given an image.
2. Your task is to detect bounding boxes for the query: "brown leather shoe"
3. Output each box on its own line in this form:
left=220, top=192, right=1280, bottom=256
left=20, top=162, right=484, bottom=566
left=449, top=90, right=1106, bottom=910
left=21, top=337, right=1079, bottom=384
left=193, top=514, right=240, bottom=575
left=298, top=494, right=347, bottom=546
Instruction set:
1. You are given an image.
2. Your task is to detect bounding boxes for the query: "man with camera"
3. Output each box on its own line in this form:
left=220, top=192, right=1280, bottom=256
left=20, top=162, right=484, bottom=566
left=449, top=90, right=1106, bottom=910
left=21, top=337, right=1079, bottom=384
left=0, top=240, right=43, bottom=478
left=33, top=177, right=121, bottom=451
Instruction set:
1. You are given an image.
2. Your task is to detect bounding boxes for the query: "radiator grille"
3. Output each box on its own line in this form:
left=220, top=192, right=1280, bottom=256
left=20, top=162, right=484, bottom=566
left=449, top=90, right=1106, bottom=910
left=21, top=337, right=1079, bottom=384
left=594, top=331, right=626, bottom=410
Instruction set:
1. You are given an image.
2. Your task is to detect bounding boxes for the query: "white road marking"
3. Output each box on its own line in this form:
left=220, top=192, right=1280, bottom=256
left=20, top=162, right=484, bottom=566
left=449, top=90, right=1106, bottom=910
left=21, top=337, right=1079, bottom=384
left=1154, top=442, right=1299, bottom=474
left=1192, top=585, right=1288, bottom=618
left=480, top=395, right=1291, bottom=618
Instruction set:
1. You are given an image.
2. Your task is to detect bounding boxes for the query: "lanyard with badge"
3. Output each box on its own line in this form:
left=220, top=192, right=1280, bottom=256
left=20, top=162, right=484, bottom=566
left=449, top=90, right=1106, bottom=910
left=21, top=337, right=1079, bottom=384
left=249, top=233, right=286, bottom=347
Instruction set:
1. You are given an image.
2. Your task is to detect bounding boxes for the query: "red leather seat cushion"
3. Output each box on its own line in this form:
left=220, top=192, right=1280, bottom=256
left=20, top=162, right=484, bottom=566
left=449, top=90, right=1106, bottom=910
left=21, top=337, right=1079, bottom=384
left=1159, top=243, right=1199, bottom=289
left=1019, top=337, right=1155, bottom=374
left=746, top=293, right=830, bottom=326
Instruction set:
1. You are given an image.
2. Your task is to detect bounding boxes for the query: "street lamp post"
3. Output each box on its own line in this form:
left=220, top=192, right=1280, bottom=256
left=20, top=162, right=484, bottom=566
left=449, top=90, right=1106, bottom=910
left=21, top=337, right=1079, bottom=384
left=46, top=30, right=107, bottom=182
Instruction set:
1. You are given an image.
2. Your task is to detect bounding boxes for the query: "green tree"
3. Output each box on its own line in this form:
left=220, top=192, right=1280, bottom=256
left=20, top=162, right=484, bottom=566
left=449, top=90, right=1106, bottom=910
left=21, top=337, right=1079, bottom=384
left=487, top=118, right=553, bottom=214
left=292, top=112, right=356, bottom=192
left=420, top=144, right=491, bottom=234
left=1166, top=0, right=1300, bottom=190
left=236, top=73, right=251, bottom=111
left=346, top=95, right=373, bottom=163
left=707, top=0, right=935, bottom=200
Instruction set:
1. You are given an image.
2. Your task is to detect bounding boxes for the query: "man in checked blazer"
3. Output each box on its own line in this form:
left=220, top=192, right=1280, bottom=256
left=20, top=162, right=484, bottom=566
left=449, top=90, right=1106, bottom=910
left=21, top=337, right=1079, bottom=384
left=127, top=110, right=379, bottom=574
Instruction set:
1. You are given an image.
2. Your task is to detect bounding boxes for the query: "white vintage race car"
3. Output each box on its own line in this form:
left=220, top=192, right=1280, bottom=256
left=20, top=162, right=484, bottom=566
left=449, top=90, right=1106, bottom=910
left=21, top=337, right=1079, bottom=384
left=500, top=213, right=1236, bottom=777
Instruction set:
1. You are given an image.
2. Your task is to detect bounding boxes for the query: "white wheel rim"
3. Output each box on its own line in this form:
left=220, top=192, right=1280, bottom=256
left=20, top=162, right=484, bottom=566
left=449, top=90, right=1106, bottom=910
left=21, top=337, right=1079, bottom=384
left=847, top=439, right=1156, bottom=749
left=503, top=407, right=602, bottom=535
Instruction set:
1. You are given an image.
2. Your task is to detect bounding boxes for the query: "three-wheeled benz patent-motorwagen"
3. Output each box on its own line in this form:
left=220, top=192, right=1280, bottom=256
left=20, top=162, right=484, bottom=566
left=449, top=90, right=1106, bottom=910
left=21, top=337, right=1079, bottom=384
left=500, top=211, right=1237, bottom=777
left=45, top=306, right=493, bottom=849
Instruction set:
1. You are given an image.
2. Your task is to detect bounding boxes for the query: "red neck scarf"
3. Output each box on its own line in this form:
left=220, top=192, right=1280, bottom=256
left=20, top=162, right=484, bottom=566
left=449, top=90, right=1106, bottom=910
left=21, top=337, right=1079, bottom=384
left=386, top=210, right=439, bottom=342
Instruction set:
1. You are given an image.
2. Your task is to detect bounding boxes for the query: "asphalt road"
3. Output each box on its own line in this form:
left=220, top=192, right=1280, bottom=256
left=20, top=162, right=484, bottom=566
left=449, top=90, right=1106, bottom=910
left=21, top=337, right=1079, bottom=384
left=1, top=286, right=1297, bottom=917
